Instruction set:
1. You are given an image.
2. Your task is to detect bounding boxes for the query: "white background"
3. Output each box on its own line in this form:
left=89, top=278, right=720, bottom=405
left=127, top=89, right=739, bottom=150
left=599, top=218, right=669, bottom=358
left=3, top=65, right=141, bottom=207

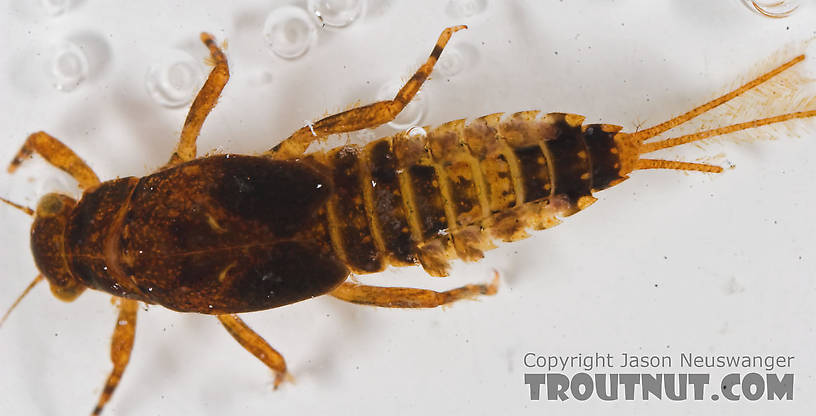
left=1, top=0, right=815, bottom=415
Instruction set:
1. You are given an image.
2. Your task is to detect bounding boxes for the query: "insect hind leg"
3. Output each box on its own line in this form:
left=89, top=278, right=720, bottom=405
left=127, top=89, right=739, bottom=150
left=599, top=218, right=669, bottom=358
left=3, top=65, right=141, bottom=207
left=330, top=271, right=499, bottom=308
left=217, top=314, right=291, bottom=388
left=266, top=25, right=467, bottom=160
left=166, top=33, right=229, bottom=166
left=91, top=299, right=138, bottom=416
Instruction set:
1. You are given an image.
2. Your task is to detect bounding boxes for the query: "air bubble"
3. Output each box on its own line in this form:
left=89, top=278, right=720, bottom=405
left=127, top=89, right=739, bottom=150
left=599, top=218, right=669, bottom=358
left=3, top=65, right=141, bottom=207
left=407, top=126, right=427, bottom=138
left=263, top=6, right=318, bottom=59
left=378, top=80, right=427, bottom=130
left=145, top=50, right=204, bottom=108
left=308, top=0, right=364, bottom=28
left=49, top=41, right=88, bottom=92
left=742, top=0, right=799, bottom=18
left=446, top=0, right=488, bottom=18
left=41, top=0, right=70, bottom=16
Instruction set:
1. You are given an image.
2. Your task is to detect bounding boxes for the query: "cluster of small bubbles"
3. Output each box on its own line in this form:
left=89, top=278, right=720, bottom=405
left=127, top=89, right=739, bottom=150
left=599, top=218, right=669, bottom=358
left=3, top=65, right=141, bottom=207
left=377, top=80, right=427, bottom=130
left=40, top=0, right=71, bottom=16
left=308, top=0, right=364, bottom=28
left=145, top=50, right=204, bottom=108
left=263, top=6, right=318, bottom=59
left=742, top=0, right=800, bottom=17
left=49, top=41, right=89, bottom=92
left=445, top=0, right=488, bottom=18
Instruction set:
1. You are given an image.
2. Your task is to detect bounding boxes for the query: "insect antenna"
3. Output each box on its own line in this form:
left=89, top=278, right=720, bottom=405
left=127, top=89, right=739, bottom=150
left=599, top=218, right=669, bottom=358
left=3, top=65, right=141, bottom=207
left=0, top=275, right=43, bottom=329
left=0, top=196, right=34, bottom=217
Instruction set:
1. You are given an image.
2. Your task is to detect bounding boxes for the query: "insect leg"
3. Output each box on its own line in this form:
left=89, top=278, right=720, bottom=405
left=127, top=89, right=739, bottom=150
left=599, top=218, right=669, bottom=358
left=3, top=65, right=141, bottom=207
left=266, top=25, right=467, bottom=160
left=91, top=298, right=138, bottom=416
left=217, top=314, right=291, bottom=388
left=8, top=131, right=100, bottom=189
left=166, top=33, right=229, bottom=165
left=330, top=271, right=499, bottom=308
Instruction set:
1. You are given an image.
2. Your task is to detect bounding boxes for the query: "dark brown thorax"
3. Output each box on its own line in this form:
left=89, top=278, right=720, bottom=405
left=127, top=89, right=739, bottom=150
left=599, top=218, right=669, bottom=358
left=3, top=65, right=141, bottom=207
left=31, top=155, right=350, bottom=314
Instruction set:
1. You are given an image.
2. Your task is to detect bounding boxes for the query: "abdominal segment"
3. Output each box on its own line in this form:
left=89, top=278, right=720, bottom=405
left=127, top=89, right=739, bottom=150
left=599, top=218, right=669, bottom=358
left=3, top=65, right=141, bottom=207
left=317, top=111, right=625, bottom=276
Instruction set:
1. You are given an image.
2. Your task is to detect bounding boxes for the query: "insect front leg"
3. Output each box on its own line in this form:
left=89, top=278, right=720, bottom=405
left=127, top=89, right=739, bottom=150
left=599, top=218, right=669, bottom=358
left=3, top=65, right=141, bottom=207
left=166, top=33, right=230, bottom=166
left=91, top=298, right=138, bottom=416
left=330, top=272, right=499, bottom=308
left=266, top=25, right=467, bottom=160
left=217, top=314, right=291, bottom=388
left=8, top=131, right=100, bottom=189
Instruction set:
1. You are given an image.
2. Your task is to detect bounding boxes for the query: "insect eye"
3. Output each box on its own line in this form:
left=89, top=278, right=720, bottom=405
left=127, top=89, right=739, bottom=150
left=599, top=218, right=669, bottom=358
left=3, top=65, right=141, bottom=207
left=36, top=193, right=67, bottom=217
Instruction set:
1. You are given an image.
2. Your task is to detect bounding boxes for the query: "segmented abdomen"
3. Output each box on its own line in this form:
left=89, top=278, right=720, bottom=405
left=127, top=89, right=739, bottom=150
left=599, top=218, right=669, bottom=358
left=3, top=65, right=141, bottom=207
left=313, top=111, right=626, bottom=276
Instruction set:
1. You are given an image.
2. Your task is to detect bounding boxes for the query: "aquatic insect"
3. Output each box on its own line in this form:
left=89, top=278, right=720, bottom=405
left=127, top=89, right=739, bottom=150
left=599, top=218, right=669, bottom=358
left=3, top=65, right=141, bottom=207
left=0, top=26, right=813, bottom=414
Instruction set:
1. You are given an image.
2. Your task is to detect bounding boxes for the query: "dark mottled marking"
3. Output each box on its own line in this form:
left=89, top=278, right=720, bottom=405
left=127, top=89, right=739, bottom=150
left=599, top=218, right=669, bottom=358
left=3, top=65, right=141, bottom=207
left=542, top=120, right=593, bottom=204
left=330, top=147, right=384, bottom=273
left=66, top=178, right=139, bottom=290
left=408, top=164, right=448, bottom=239
left=513, top=145, right=552, bottom=202
left=431, top=45, right=444, bottom=59
left=366, top=139, right=417, bottom=265
left=67, top=178, right=137, bottom=249
left=212, top=156, right=332, bottom=237
left=583, top=124, right=625, bottom=191
left=481, top=153, right=517, bottom=213
left=447, top=166, right=476, bottom=220
left=162, top=242, right=348, bottom=312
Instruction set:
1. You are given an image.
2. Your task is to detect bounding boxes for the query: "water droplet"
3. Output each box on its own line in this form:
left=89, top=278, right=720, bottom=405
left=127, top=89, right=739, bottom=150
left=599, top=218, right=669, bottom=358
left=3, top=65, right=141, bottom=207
left=445, top=0, right=488, bottom=18
left=263, top=6, right=318, bottom=59
left=743, top=0, right=799, bottom=18
left=145, top=50, right=204, bottom=108
left=378, top=80, right=426, bottom=130
left=308, top=0, right=364, bottom=28
left=437, top=43, right=480, bottom=78
left=407, top=126, right=427, bottom=138
left=250, top=69, right=275, bottom=85
left=49, top=41, right=89, bottom=92
left=41, top=0, right=71, bottom=16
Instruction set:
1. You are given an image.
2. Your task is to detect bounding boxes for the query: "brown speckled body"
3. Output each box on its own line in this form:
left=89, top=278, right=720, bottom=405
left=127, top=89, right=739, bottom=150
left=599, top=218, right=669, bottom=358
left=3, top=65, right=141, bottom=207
left=32, top=111, right=626, bottom=314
